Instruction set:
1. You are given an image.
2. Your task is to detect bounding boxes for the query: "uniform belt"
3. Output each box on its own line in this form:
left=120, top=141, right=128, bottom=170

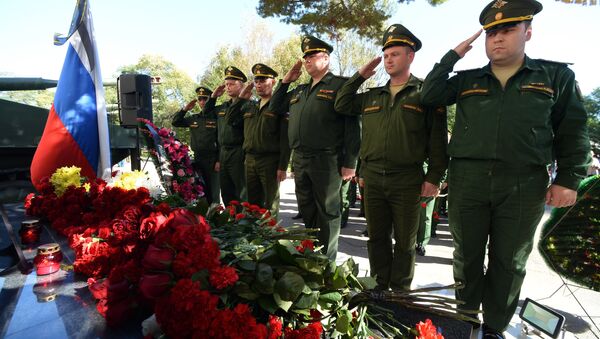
left=294, top=147, right=338, bottom=157
left=221, top=144, right=242, bottom=150
left=246, top=151, right=279, bottom=156
left=362, top=160, right=422, bottom=175
left=451, top=158, right=547, bottom=173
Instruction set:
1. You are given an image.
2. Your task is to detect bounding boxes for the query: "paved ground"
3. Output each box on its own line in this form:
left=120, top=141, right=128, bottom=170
left=276, top=178, right=600, bottom=339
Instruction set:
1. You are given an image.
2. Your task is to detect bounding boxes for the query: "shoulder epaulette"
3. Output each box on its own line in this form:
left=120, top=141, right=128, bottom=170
left=536, top=58, right=573, bottom=66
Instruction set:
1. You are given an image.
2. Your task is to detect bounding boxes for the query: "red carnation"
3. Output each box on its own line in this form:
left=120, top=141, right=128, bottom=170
left=416, top=319, right=444, bottom=339
left=268, top=315, right=283, bottom=339
left=209, top=266, right=239, bottom=289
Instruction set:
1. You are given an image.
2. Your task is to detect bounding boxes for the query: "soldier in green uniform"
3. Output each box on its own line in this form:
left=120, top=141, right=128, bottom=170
left=203, top=66, right=247, bottom=205
left=171, top=86, right=220, bottom=204
left=421, top=1, right=591, bottom=337
left=335, top=25, right=448, bottom=291
left=269, top=36, right=361, bottom=260
left=230, top=63, right=291, bottom=216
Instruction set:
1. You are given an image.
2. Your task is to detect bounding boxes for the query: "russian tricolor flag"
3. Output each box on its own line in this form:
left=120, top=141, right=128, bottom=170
left=30, top=0, right=110, bottom=189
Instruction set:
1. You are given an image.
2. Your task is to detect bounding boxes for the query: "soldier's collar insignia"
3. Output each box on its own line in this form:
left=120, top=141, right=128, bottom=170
left=492, top=0, right=508, bottom=9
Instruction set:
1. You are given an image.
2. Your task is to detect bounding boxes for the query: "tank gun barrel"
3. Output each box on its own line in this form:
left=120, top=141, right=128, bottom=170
left=0, top=78, right=59, bottom=91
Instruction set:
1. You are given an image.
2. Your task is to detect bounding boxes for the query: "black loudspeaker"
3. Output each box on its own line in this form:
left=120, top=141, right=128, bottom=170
left=118, top=74, right=152, bottom=127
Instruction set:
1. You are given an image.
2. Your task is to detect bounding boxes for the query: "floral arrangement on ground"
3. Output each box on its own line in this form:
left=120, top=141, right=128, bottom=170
left=25, top=165, right=474, bottom=338
left=539, top=174, right=600, bottom=292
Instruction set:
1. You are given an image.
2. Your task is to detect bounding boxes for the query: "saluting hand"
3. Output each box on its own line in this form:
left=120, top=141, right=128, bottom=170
left=545, top=184, right=577, bottom=208
left=183, top=99, right=197, bottom=112
left=212, top=84, right=226, bottom=98
left=283, top=60, right=303, bottom=84
left=359, top=56, right=382, bottom=79
left=239, top=82, right=254, bottom=100
left=453, top=30, right=482, bottom=58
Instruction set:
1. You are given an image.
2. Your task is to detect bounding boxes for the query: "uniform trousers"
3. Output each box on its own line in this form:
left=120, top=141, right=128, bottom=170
left=293, top=151, right=342, bottom=260
left=219, top=146, right=247, bottom=205
left=448, top=159, right=548, bottom=331
left=193, top=153, right=220, bottom=204
left=363, top=166, right=422, bottom=290
left=245, top=153, right=280, bottom=216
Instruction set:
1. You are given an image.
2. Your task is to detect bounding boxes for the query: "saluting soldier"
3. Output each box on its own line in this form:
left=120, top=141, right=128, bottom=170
left=269, top=36, right=361, bottom=260
left=335, top=24, right=448, bottom=291
left=203, top=66, right=248, bottom=205
left=231, top=63, right=291, bottom=216
left=421, top=1, right=590, bottom=337
left=171, top=86, right=220, bottom=204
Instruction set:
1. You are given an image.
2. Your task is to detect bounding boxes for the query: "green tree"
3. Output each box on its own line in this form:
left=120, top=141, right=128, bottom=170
left=256, top=0, right=447, bottom=40
left=584, top=87, right=600, bottom=151
left=0, top=89, right=54, bottom=109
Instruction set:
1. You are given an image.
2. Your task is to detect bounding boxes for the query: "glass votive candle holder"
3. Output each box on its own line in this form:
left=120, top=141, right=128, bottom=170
left=20, top=219, right=41, bottom=245
left=34, top=243, right=63, bottom=276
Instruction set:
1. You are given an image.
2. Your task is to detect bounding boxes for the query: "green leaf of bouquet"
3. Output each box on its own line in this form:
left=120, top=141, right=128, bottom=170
left=254, top=263, right=275, bottom=294
left=237, top=260, right=257, bottom=271
left=331, top=269, right=348, bottom=289
left=306, top=279, right=324, bottom=289
left=294, top=291, right=319, bottom=309
left=295, top=257, right=324, bottom=274
left=274, top=292, right=294, bottom=312
left=356, top=276, right=378, bottom=290
left=275, top=272, right=305, bottom=301
left=319, top=291, right=342, bottom=304
left=186, top=198, right=208, bottom=216
left=257, top=295, right=279, bottom=314
left=258, top=248, right=281, bottom=265
left=292, top=308, right=311, bottom=316
left=191, top=270, right=209, bottom=289
left=274, top=240, right=301, bottom=265
left=336, top=310, right=351, bottom=335
left=234, top=281, right=259, bottom=300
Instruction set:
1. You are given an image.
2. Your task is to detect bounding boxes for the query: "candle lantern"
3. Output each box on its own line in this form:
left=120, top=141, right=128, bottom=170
left=19, top=219, right=41, bottom=245
left=34, top=243, right=63, bottom=276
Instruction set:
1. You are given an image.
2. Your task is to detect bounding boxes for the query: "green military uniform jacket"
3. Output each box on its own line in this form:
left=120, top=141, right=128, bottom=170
left=335, top=72, right=448, bottom=185
left=269, top=72, right=360, bottom=169
left=203, top=97, right=244, bottom=148
left=228, top=98, right=291, bottom=171
left=421, top=50, right=590, bottom=190
left=171, top=108, right=219, bottom=158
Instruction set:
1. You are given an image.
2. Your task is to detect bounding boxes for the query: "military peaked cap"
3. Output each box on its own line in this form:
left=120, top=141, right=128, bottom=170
left=195, top=86, right=212, bottom=98
left=480, top=0, right=542, bottom=32
left=224, top=66, right=247, bottom=82
left=382, top=24, right=422, bottom=52
left=252, top=63, right=278, bottom=79
left=301, top=36, right=333, bottom=57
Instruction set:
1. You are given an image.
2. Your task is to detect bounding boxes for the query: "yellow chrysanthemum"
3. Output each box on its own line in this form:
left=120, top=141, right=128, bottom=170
left=112, top=170, right=149, bottom=190
left=50, top=166, right=83, bottom=196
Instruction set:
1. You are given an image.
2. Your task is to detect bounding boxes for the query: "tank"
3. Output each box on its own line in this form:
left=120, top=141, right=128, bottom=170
left=0, top=77, right=139, bottom=203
